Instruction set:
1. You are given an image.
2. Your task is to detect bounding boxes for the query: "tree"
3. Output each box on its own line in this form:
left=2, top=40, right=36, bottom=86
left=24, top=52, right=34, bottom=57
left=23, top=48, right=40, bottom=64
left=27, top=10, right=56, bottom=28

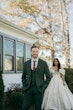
left=0, top=0, right=71, bottom=67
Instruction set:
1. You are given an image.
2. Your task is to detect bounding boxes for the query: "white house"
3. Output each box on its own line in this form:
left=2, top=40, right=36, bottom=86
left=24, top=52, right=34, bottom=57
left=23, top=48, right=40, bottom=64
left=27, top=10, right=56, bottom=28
left=0, top=15, right=39, bottom=91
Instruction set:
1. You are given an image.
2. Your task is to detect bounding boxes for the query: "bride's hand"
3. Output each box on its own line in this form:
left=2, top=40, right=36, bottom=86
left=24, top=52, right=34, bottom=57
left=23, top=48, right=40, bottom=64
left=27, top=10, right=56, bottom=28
left=60, top=73, right=65, bottom=86
left=60, top=73, right=63, bottom=78
left=63, top=81, right=65, bottom=86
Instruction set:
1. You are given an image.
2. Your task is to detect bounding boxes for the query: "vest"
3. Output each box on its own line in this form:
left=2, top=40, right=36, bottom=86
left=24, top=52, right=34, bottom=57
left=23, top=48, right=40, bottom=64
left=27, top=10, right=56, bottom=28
left=31, top=69, right=37, bottom=86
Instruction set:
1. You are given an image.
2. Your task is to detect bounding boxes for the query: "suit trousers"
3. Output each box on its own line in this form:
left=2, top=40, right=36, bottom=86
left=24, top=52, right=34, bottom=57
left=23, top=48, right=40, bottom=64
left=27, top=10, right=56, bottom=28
left=22, top=85, right=43, bottom=110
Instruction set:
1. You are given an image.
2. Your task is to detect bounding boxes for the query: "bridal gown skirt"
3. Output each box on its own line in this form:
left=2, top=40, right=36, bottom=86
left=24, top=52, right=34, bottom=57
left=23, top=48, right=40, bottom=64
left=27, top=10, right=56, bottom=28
left=41, top=74, right=73, bottom=110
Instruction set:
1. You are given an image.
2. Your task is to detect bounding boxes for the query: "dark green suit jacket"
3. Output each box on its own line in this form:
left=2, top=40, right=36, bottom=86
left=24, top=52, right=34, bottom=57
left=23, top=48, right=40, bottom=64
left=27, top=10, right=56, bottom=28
left=22, top=59, right=51, bottom=93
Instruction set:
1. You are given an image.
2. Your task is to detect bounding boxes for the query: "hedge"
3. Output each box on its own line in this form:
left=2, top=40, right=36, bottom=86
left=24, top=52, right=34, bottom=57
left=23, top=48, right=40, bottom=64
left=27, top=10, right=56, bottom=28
left=0, top=71, right=4, bottom=110
left=65, top=68, right=73, bottom=93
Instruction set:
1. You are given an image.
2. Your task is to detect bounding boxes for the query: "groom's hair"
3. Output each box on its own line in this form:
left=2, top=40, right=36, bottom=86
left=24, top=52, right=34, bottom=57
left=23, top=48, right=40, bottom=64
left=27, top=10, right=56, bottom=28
left=31, top=44, right=39, bottom=50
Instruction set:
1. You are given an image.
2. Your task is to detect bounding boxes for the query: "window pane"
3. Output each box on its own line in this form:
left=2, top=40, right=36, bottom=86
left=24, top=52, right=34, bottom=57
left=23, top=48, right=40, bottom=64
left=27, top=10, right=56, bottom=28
left=4, top=38, right=14, bottom=55
left=16, top=42, right=24, bottom=57
left=26, top=44, right=31, bottom=61
left=4, top=56, right=14, bottom=71
left=16, top=42, right=24, bottom=71
left=4, top=38, right=14, bottom=71
left=17, top=57, right=23, bottom=71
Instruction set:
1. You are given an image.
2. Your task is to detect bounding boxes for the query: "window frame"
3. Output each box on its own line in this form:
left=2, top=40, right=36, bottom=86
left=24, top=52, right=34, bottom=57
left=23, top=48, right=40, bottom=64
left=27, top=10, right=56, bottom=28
left=3, top=37, right=15, bottom=73
left=0, top=33, right=31, bottom=73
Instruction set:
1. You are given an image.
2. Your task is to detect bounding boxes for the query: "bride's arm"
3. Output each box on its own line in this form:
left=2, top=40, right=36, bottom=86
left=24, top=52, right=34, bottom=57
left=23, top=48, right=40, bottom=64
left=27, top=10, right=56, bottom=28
left=50, top=67, right=55, bottom=77
left=60, top=73, right=65, bottom=81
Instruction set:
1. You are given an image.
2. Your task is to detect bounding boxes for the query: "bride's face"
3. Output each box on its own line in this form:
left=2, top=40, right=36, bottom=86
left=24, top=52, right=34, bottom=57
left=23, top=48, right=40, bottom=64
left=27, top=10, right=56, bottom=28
left=54, top=60, right=59, bottom=66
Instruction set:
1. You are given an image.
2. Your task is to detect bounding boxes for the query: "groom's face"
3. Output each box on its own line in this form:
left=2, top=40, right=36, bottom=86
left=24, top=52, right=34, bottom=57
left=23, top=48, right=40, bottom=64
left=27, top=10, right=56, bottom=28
left=31, top=47, right=39, bottom=59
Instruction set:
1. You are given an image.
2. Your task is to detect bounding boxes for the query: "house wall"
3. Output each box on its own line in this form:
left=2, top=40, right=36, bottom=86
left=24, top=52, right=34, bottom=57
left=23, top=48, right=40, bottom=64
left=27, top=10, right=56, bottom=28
left=0, top=16, right=38, bottom=91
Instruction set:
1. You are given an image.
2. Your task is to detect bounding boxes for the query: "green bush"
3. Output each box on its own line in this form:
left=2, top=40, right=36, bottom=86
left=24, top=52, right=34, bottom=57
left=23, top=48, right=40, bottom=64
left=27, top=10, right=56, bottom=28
left=7, top=91, right=23, bottom=109
left=0, top=71, right=4, bottom=110
left=5, top=84, right=35, bottom=110
left=5, top=84, right=23, bottom=110
left=65, top=68, right=73, bottom=93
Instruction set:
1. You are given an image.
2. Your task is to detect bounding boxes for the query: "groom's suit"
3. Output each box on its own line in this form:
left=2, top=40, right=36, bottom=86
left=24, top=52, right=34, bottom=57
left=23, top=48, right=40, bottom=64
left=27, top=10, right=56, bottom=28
left=22, top=58, right=51, bottom=110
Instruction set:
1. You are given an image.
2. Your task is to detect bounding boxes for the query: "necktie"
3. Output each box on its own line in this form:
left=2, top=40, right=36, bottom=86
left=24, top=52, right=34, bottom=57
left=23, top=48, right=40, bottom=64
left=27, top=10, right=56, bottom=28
left=33, top=61, right=36, bottom=71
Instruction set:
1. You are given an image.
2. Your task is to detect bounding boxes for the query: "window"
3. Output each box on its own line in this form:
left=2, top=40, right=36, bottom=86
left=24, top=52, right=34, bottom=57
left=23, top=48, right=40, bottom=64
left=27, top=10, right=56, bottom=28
left=26, top=44, right=31, bottom=61
left=16, top=42, right=24, bottom=71
left=3, top=36, right=31, bottom=73
left=4, top=38, right=14, bottom=71
left=0, top=36, right=2, bottom=71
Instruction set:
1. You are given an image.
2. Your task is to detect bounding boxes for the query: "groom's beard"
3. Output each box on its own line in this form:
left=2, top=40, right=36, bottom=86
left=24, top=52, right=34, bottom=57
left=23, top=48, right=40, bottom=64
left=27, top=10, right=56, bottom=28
left=32, top=54, right=38, bottom=59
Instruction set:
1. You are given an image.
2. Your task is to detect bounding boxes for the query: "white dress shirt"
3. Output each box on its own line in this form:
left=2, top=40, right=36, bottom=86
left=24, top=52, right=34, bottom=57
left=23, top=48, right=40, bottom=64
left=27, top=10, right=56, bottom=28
left=31, top=58, right=38, bottom=70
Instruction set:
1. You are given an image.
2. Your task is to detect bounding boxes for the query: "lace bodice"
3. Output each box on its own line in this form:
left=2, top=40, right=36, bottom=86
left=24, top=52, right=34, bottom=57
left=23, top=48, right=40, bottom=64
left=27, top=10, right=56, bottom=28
left=50, top=68, right=65, bottom=76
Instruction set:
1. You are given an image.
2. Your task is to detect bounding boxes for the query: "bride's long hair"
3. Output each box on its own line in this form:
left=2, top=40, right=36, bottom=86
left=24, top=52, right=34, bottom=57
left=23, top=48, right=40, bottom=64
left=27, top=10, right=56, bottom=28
left=53, top=58, right=61, bottom=70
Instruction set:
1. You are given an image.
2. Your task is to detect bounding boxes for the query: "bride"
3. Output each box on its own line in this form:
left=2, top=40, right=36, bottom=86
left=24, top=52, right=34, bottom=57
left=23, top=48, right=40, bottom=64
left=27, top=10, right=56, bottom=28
left=41, top=58, right=73, bottom=110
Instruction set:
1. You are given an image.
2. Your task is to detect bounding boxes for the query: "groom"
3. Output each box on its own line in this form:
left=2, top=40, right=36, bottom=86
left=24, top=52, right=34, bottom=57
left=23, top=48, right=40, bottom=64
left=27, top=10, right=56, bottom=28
left=22, top=44, right=51, bottom=110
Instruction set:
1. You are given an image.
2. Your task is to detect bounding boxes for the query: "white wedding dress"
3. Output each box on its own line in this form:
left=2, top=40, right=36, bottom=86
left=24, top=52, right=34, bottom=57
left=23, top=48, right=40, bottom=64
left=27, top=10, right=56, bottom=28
left=41, top=69, right=73, bottom=110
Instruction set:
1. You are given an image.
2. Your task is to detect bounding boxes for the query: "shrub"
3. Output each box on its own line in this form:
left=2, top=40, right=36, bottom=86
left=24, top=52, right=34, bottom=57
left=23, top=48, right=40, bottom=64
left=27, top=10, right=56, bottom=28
left=7, top=91, right=23, bottom=109
left=5, top=84, right=35, bottom=110
left=65, top=68, right=73, bottom=93
left=0, top=71, right=4, bottom=110
left=5, top=84, right=23, bottom=110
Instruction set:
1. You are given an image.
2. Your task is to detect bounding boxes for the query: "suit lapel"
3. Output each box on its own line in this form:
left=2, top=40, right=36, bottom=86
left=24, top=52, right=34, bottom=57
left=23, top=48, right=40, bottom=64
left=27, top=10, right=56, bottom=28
left=27, top=59, right=41, bottom=73
left=27, top=59, right=31, bottom=73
